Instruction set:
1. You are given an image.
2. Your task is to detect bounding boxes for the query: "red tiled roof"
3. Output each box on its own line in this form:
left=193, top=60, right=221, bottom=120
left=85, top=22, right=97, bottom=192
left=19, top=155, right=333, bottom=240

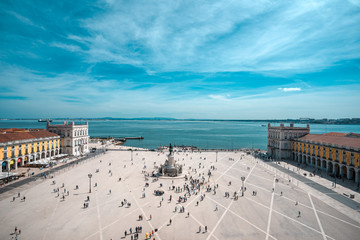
left=28, top=130, right=58, bottom=138
left=0, top=128, right=29, bottom=132
left=298, top=133, right=360, bottom=149
left=0, top=129, right=59, bottom=143
left=326, top=132, right=347, bottom=136
left=346, top=133, right=360, bottom=138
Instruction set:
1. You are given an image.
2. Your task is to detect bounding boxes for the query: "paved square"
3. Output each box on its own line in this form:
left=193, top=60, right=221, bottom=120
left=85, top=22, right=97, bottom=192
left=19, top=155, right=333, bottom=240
left=0, top=145, right=359, bottom=240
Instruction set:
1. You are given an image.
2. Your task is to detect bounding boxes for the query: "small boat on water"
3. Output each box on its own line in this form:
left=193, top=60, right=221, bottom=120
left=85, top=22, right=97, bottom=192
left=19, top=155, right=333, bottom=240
left=38, top=119, right=53, bottom=122
left=261, top=124, right=266, bottom=127
left=125, top=136, right=144, bottom=140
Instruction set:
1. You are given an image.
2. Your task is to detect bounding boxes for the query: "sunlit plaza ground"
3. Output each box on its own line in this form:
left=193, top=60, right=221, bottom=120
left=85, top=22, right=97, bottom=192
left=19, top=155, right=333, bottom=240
left=1, top=144, right=360, bottom=240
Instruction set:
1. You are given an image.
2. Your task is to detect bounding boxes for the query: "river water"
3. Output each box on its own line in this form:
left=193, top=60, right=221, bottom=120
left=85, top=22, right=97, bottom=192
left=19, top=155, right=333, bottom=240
left=0, top=120, right=359, bottom=150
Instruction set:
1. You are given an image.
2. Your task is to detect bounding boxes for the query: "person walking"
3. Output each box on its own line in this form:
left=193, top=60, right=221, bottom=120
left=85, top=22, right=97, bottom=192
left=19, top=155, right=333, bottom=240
left=198, top=226, right=201, bottom=233
left=298, top=211, right=301, bottom=217
left=205, top=226, right=207, bottom=232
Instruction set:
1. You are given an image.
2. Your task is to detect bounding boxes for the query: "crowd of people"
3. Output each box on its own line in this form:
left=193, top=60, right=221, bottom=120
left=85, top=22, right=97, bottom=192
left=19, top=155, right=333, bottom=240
left=7, top=147, right=306, bottom=240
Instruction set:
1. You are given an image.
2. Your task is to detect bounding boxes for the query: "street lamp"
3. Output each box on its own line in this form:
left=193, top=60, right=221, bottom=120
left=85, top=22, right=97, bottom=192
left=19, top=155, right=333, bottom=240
left=88, top=173, right=92, bottom=193
left=131, top=149, right=133, bottom=161
left=241, top=176, right=246, bottom=196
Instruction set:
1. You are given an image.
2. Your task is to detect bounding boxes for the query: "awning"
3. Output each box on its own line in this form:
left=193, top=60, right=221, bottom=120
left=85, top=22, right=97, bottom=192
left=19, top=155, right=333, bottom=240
left=2, top=162, right=6, bottom=166
left=17, top=159, right=21, bottom=163
left=10, top=160, right=14, bottom=164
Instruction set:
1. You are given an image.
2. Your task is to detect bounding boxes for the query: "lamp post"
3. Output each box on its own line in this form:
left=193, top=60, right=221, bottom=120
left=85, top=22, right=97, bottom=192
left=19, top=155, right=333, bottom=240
left=216, top=151, right=218, bottom=162
left=241, top=176, right=245, bottom=196
left=131, top=149, right=133, bottom=161
left=88, top=173, right=92, bottom=193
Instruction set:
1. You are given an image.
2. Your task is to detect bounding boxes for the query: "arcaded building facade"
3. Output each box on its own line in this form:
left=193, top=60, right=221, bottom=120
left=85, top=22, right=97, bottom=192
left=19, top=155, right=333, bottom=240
left=0, top=128, right=60, bottom=171
left=267, top=123, right=310, bottom=161
left=292, top=133, right=360, bottom=183
left=47, top=121, right=89, bottom=156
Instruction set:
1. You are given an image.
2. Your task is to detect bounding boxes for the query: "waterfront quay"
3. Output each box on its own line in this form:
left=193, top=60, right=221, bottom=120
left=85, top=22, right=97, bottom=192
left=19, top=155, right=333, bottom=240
left=0, top=144, right=359, bottom=240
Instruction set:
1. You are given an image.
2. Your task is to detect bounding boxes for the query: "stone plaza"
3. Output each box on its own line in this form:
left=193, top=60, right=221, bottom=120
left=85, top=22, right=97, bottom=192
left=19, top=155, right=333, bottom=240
left=0, top=144, right=359, bottom=240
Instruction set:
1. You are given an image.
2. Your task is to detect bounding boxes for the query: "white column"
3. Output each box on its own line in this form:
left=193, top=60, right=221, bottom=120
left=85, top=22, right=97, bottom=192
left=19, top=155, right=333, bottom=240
left=6, top=160, right=10, bottom=171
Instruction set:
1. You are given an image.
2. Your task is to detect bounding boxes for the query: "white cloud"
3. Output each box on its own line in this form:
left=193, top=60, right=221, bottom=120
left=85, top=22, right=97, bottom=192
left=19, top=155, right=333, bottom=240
left=208, top=94, right=231, bottom=101
left=0, top=63, right=359, bottom=119
left=7, top=11, right=45, bottom=30
left=278, top=87, right=301, bottom=92
left=50, top=42, right=82, bottom=52
left=69, top=0, right=360, bottom=74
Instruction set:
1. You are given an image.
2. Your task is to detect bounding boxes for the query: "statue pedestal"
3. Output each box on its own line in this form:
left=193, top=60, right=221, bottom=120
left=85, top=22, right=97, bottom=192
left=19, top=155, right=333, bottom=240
left=157, top=144, right=182, bottom=177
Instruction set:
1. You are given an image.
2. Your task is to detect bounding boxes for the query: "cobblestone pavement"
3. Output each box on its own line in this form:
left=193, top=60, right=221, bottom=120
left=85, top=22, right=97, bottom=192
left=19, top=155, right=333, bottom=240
left=0, top=145, right=359, bottom=240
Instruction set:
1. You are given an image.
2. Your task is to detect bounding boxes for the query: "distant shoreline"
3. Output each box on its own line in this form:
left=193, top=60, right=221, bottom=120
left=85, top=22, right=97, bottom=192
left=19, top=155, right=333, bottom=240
left=1, top=118, right=360, bottom=125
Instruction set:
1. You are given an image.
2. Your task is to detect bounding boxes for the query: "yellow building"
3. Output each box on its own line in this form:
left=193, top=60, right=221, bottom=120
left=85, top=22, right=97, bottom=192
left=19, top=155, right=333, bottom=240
left=292, top=132, right=360, bottom=183
left=0, top=128, right=60, bottom=172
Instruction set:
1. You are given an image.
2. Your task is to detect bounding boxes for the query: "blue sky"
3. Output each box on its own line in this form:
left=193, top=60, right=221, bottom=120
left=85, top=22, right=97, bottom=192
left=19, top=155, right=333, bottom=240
left=0, top=0, right=359, bottom=119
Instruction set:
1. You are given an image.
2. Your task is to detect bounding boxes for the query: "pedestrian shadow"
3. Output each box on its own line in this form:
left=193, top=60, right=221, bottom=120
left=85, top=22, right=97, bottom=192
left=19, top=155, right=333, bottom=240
left=73, top=192, right=88, bottom=196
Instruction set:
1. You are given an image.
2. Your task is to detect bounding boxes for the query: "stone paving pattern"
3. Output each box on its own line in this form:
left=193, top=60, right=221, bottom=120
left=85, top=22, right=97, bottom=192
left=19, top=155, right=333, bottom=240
left=0, top=144, right=359, bottom=240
